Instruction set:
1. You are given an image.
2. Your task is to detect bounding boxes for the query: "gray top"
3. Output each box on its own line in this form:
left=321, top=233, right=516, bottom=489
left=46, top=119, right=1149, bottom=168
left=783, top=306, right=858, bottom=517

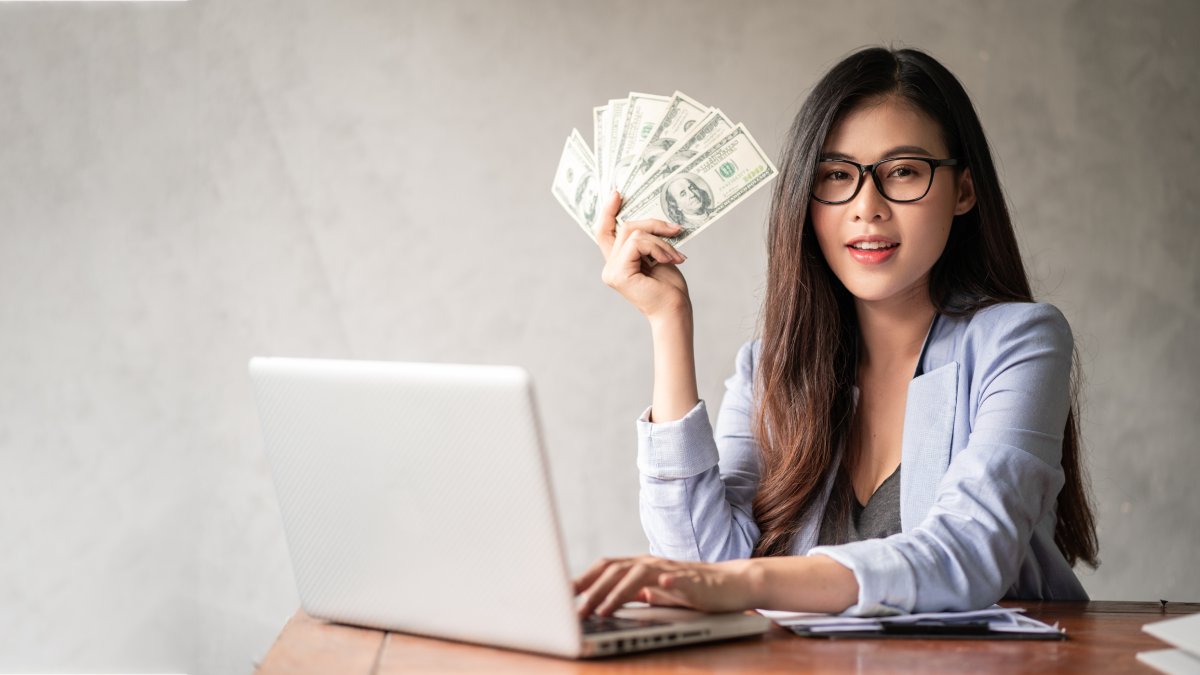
left=816, top=465, right=903, bottom=546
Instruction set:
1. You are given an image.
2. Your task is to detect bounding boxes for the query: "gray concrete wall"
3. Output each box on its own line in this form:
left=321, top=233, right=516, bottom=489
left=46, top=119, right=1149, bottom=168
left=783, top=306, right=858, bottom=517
left=1, top=1, right=1196, bottom=672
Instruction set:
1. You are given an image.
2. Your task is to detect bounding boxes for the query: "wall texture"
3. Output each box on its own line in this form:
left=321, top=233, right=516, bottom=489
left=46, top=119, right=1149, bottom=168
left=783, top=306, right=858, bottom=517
left=1, top=1, right=1196, bottom=672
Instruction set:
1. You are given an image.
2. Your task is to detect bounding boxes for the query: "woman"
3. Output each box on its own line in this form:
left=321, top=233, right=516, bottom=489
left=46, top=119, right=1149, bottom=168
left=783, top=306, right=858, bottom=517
left=575, top=46, right=1098, bottom=618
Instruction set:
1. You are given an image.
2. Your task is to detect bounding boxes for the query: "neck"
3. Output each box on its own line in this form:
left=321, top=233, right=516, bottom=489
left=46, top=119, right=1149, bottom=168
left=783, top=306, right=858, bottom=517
left=854, top=283, right=937, bottom=372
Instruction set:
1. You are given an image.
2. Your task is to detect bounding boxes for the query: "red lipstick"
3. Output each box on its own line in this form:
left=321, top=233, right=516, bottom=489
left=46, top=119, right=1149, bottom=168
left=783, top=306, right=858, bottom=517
left=845, top=235, right=899, bottom=265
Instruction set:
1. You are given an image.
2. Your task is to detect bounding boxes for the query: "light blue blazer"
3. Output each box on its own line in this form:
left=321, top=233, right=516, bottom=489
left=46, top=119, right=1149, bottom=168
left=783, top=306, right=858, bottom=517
left=635, top=301, right=1088, bottom=615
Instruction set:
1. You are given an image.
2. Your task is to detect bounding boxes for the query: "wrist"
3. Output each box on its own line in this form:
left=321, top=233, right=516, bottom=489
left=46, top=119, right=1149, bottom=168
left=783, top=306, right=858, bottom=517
left=730, top=558, right=769, bottom=609
left=736, top=555, right=859, bottom=613
left=647, top=306, right=693, bottom=336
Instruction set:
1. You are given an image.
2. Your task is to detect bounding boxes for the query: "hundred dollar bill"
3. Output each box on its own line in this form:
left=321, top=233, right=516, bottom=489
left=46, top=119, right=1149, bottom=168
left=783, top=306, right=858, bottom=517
left=610, top=92, right=672, bottom=194
left=592, top=104, right=609, bottom=195
left=601, top=97, right=627, bottom=192
left=620, top=108, right=734, bottom=208
left=617, top=123, right=778, bottom=248
left=551, top=128, right=600, bottom=240
left=620, top=91, right=709, bottom=196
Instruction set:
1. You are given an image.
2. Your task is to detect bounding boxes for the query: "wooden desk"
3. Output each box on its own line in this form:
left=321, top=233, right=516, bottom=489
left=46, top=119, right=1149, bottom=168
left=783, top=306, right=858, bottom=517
left=255, top=601, right=1197, bottom=673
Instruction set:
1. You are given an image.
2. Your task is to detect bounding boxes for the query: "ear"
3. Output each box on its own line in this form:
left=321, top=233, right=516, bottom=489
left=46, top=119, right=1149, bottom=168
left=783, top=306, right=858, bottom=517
left=953, top=167, right=976, bottom=215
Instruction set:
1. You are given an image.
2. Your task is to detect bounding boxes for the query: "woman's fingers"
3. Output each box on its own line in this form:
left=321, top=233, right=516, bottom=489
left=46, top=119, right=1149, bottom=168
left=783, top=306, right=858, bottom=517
left=577, top=562, right=638, bottom=618
left=619, top=230, right=684, bottom=267
left=575, top=556, right=741, bottom=616
left=640, top=585, right=692, bottom=609
left=593, top=191, right=622, bottom=258
left=572, top=556, right=623, bottom=595
left=576, top=556, right=676, bottom=617
left=596, top=562, right=664, bottom=615
left=629, top=235, right=683, bottom=266
left=597, top=205, right=687, bottom=291
left=612, top=217, right=683, bottom=255
left=619, top=220, right=686, bottom=263
left=602, top=232, right=681, bottom=289
left=624, top=229, right=681, bottom=266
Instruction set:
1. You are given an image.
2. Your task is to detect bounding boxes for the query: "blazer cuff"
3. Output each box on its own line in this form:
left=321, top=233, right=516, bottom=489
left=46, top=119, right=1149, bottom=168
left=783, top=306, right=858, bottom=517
left=636, top=400, right=719, bottom=479
left=808, top=541, right=916, bottom=616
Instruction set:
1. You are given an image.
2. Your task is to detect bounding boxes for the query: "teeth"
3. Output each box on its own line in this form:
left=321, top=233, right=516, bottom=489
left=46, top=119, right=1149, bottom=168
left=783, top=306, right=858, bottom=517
left=851, top=241, right=897, bottom=250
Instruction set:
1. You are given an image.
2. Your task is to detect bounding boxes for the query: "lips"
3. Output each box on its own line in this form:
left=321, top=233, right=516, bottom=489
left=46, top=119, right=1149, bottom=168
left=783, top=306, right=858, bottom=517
left=844, top=237, right=902, bottom=264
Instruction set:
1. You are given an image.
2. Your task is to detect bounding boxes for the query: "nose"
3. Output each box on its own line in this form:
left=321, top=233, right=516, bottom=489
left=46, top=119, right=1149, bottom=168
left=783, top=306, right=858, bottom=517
left=850, top=171, right=891, bottom=222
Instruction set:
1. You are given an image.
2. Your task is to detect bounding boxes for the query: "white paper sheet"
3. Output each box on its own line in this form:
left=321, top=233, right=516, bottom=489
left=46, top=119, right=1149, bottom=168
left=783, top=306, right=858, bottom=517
left=1136, top=648, right=1200, bottom=675
left=1144, top=613, right=1200, bottom=656
left=756, top=604, right=1062, bottom=635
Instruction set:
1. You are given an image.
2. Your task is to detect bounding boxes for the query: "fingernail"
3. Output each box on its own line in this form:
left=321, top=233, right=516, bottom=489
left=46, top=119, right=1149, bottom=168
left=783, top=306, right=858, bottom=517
left=611, top=190, right=621, bottom=201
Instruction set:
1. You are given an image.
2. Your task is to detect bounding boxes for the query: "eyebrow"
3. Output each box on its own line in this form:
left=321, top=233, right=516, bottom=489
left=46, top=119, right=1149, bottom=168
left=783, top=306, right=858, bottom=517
left=820, top=145, right=934, bottom=161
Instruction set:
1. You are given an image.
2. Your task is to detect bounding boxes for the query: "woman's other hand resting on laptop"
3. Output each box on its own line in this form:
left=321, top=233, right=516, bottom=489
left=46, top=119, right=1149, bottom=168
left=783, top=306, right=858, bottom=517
left=573, top=554, right=858, bottom=617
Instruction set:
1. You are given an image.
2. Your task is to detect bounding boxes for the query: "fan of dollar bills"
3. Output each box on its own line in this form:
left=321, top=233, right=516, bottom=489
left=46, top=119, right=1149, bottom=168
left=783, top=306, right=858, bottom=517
left=552, top=91, right=778, bottom=247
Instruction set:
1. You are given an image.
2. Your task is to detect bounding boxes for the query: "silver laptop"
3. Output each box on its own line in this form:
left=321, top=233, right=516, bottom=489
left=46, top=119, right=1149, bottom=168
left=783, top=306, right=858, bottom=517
left=248, top=357, right=770, bottom=658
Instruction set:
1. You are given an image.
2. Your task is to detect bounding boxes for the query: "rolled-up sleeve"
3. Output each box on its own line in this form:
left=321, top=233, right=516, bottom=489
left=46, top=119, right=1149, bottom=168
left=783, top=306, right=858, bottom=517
left=636, top=400, right=719, bottom=479
left=809, top=303, right=1074, bottom=615
left=637, top=341, right=763, bottom=561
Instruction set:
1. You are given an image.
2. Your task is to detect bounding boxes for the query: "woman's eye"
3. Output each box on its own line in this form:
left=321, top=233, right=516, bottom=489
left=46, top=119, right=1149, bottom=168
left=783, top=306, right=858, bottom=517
left=889, top=166, right=914, bottom=178
left=824, top=171, right=850, bottom=182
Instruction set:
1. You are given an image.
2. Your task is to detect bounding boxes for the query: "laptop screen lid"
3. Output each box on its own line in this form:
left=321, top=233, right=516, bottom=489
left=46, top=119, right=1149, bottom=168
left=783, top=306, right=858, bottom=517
left=249, top=357, right=583, bottom=658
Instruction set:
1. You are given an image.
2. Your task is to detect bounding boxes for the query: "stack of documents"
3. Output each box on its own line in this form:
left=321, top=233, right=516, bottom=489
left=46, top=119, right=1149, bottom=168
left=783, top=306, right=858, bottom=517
left=1138, top=613, right=1200, bottom=674
left=758, top=605, right=1066, bottom=640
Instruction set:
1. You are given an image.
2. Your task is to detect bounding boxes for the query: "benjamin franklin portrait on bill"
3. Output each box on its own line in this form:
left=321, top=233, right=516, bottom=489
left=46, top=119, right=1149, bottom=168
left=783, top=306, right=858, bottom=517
left=661, top=173, right=714, bottom=230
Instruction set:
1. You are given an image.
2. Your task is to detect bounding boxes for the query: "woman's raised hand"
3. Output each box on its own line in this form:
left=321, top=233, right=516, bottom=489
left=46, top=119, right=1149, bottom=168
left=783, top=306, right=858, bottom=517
left=595, top=192, right=691, bottom=321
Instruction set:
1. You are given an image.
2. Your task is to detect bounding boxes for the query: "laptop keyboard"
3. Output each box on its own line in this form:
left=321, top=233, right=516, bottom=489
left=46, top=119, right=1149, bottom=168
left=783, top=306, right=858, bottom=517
left=581, top=614, right=671, bottom=634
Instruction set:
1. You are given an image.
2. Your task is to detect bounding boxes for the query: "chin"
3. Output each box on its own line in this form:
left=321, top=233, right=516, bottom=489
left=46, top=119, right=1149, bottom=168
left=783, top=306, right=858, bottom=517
left=839, top=276, right=928, bottom=305
left=844, top=288, right=896, bottom=303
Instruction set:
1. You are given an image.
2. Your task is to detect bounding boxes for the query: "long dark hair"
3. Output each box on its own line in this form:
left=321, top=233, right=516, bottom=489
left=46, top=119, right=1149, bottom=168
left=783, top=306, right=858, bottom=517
left=751, top=46, right=1098, bottom=568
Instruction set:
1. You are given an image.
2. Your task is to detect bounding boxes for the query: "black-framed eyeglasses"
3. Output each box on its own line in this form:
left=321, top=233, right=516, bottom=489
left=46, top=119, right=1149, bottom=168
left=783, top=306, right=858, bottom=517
left=812, top=156, right=959, bottom=204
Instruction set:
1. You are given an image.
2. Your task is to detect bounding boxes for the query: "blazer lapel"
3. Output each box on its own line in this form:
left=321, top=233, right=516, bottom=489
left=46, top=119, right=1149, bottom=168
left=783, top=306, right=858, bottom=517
left=900, top=361, right=958, bottom=530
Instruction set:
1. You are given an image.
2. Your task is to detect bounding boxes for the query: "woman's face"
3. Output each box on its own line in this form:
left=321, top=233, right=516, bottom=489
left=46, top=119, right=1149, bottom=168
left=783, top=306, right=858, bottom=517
left=810, top=97, right=975, bottom=307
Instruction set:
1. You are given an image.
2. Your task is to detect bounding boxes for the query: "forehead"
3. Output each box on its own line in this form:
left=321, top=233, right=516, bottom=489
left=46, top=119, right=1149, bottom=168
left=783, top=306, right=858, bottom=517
left=820, top=97, right=947, bottom=160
